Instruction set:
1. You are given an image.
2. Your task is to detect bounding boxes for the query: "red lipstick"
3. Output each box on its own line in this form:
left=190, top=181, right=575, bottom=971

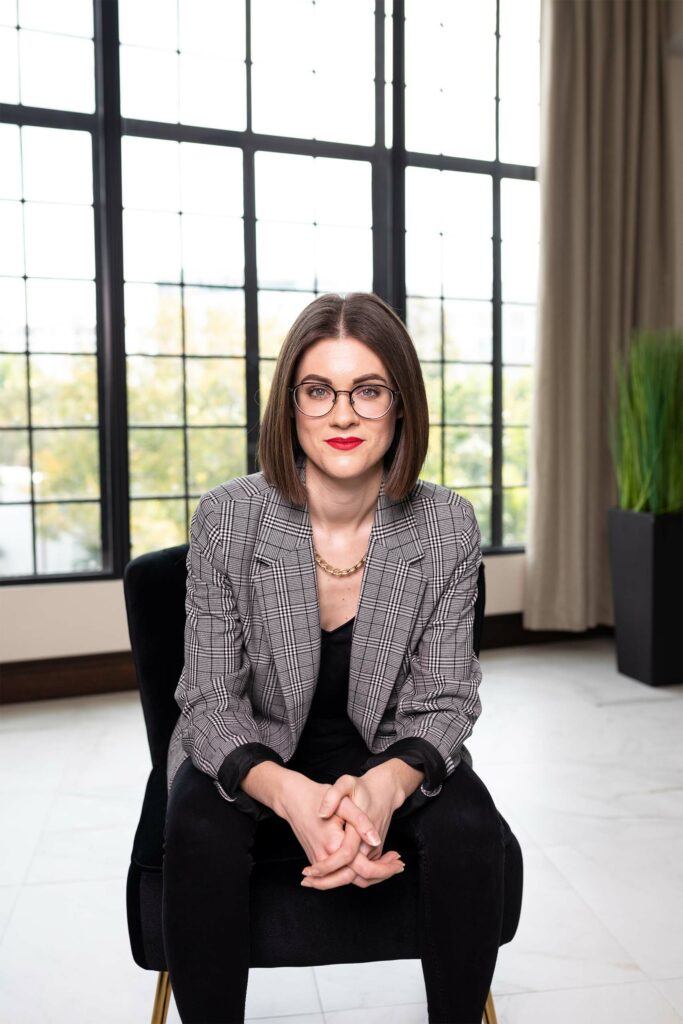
left=325, top=437, right=364, bottom=450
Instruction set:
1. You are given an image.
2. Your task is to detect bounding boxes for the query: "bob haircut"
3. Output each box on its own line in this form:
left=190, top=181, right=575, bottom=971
left=257, top=292, right=430, bottom=508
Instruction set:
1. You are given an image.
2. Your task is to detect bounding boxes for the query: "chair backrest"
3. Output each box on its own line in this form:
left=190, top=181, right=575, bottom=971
left=123, top=545, right=486, bottom=766
left=123, top=544, right=189, bottom=768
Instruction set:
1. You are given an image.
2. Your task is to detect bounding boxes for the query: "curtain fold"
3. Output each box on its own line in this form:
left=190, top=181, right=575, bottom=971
left=523, top=0, right=676, bottom=631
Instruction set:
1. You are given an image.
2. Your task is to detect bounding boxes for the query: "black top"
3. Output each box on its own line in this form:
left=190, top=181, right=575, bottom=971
left=218, top=615, right=448, bottom=806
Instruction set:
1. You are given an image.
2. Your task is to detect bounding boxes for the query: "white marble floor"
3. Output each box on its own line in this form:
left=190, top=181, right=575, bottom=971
left=1, top=636, right=682, bottom=1023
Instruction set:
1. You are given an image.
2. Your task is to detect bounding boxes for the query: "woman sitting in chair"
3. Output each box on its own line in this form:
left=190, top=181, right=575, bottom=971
left=163, top=291, right=505, bottom=1024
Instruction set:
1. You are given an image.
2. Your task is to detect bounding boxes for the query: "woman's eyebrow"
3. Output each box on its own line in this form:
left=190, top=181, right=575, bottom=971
left=300, top=373, right=389, bottom=385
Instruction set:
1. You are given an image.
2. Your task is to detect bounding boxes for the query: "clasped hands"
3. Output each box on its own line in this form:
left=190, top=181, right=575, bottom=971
left=281, top=764, right=406, bottom=891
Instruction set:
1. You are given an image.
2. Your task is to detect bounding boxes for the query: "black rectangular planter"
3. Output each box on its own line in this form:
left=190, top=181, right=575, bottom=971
left=607, top=507, right=683, bottom=686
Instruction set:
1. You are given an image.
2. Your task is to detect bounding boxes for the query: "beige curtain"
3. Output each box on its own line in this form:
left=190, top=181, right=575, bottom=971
left=523, top=0, right=677, bottom=631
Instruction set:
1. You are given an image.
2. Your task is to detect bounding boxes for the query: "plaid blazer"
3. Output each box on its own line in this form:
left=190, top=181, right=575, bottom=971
left=166, top=453, right=483, bottom=817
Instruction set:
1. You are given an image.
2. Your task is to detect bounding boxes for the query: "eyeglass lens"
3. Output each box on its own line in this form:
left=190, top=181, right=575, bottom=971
left=294, top=383, right=393, bottom=418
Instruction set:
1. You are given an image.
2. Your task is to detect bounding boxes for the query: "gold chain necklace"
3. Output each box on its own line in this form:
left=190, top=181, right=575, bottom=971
left=313, top=547, right=367, bottom=577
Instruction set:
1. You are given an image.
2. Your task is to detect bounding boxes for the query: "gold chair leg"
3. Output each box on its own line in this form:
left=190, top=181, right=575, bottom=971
left=151, top=970, right=172, bottom=1024
left=482, top=988, right=498, bottom=1024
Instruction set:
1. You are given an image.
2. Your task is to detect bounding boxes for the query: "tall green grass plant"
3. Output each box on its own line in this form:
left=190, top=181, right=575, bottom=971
left=609, top=329, right=683, bottom=514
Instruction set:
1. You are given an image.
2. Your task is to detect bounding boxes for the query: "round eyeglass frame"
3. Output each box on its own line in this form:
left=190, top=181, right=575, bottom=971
left=288, top=382, right=401, bottom=419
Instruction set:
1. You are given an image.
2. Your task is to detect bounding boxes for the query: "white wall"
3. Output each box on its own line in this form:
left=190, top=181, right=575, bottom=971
left=0, top=553, right=526, bottom=663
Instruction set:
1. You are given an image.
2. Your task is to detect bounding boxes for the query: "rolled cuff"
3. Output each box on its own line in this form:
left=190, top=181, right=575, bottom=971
left=215, top=742, right=286, bottom=821
left=359, top=736, right=447, bottom=797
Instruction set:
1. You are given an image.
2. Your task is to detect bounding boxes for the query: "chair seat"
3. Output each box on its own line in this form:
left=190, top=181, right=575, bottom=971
left=127, top=766, right=523, bottom=971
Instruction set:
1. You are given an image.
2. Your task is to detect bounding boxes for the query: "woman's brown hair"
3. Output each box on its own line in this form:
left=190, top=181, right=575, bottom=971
left=257, top=292, right=430, bottom=507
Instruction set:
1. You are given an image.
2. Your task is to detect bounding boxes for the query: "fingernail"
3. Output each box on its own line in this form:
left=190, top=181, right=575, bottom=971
left=367, top=831, right=381, bottom=845
left=301, top=868, right=311, bottom=876
left=301, top=878, right=312, bottom=886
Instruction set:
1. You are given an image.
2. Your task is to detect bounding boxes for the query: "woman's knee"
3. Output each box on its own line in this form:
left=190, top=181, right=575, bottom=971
left=413, top=761, right=503, bottom=853
left=164, top=757, right=254, bottom=858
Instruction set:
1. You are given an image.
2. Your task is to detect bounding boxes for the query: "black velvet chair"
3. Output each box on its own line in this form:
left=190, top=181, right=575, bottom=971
left=124, top=543, right=523, bottom=1024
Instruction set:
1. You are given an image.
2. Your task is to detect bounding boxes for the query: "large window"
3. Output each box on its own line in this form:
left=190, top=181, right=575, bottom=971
left=0, top=0, right=540, bottom=582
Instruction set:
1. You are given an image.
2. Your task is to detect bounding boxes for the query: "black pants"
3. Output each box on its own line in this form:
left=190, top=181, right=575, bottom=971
left=162, top=742, right=506, bottom=1024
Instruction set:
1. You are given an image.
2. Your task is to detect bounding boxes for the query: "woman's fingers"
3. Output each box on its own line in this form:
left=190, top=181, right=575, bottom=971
left=305, top=815, right=364, bottom=876
left=318, top=777, right=382, bottom=847
left=302, top=853, right=405, bottom=889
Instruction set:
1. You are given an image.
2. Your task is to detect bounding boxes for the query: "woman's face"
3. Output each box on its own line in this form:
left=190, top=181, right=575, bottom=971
left=291, top=336, right=402, bottom=483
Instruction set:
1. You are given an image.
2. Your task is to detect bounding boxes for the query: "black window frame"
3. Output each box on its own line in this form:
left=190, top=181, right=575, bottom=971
left=0, top=0, right=537, bottom=586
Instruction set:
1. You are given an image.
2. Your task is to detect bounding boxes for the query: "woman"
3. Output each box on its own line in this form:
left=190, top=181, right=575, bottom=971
left=162, top=292, right=506, bottom=1023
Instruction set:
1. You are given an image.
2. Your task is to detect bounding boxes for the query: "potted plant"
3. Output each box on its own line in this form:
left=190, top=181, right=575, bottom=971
left=607, top=328, right=683, bottom=686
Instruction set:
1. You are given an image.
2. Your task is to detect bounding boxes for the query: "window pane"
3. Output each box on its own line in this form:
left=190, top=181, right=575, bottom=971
left=503, top=365, right=533, bottom=425
left=184, top=287, right=245, bottom=356
left=406, top=297, right=441, bottom=361
left=315, top=225, right=373, bottom=291
left=499, top=0, right=541, bottom=165
left=0, top=201, right=24, bottom=275
left=444, top=301, right=492, bottom=362
left=0, top=123, right=21, bottom=198
left=257, top=290, right=314, bottom=359
left=130, top=498, right=186, bottom=559
left=129, top=427, right=184, bottom=497
left=19, top=29, right=94, bottom=112
left=405, top=0, right=496, bottom=160
left=0, top=354, right=28, bottom=426
left=444, top=426, right=492, bottom=488
left=187, top=427, right=246, bottom=492
left=122, top=210, right=182, bottom=283
left=180, top=143, right=243, bottom=216
left=35, top=501, right=102, bottom=573
left=21, top=125, right=92, bottom=204
left=119, top=45, right=178, bottom=123
left=0, top=428, right=30, bottom=501
left=252, top=0, right=373, bottom=145
left=127, top=356, right=184, bottom=426
left=0, top=27, right=20, bottom=104
left=444, top=364, right=492, bottom=424
left=0, top=280, right=26, bottom=352
left=121, top=136, right=181, bottom=213
left=503, top=487, right=528, bottom=546
left=179, top=51, right=246, bottom=131
left=423, top=362, right=442, bottom=423
left=503, top=426, right=529, bottom=486
left=185, top=357, right=246, bottom=425
left=33, top=428, right=99, bottom=500
left=406, top=168, right=493, bottom=300
left=424, top=426, right=442, bottom=483
left=119, top=0, right=246, bottom=129
left=503, top=303, right=536, bottom=364
left=501, top=178, right=540, bottom=303
left=0, top=504, right=33, bottom=576
left=181, top=214, right=244, bottom=286
left=118, top=0, right=177, bottom=48
left=24, top=203, right=95, bottom=279
left=27, top=279, right=96, bottom=353
left=178, top=0, right=245, bottom=59
left=258, top=358, right=276, bottom=415
left=29, top=354, right=98, bottom=427
left=124, top=284, right=183, bottom=356
left=19, top=0, right=93, bottom=37
left=256, top=221, right=315, bottom=290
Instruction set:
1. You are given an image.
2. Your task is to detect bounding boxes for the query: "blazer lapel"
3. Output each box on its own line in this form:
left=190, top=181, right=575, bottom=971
left=251, top=454, right=427, bottom=748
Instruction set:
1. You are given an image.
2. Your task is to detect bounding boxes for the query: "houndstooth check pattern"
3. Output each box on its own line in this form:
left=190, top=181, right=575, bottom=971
left=166, top=453, right=483, bottom=807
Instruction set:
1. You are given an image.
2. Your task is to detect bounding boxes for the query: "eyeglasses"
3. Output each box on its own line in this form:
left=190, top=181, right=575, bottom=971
left=289, top=382, right=400, bottom=419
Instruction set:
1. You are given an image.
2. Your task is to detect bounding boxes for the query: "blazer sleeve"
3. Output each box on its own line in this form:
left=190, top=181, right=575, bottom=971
left=375, top=499, right=483, bottom=797
left=174, top=493, right=285, bottom=818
